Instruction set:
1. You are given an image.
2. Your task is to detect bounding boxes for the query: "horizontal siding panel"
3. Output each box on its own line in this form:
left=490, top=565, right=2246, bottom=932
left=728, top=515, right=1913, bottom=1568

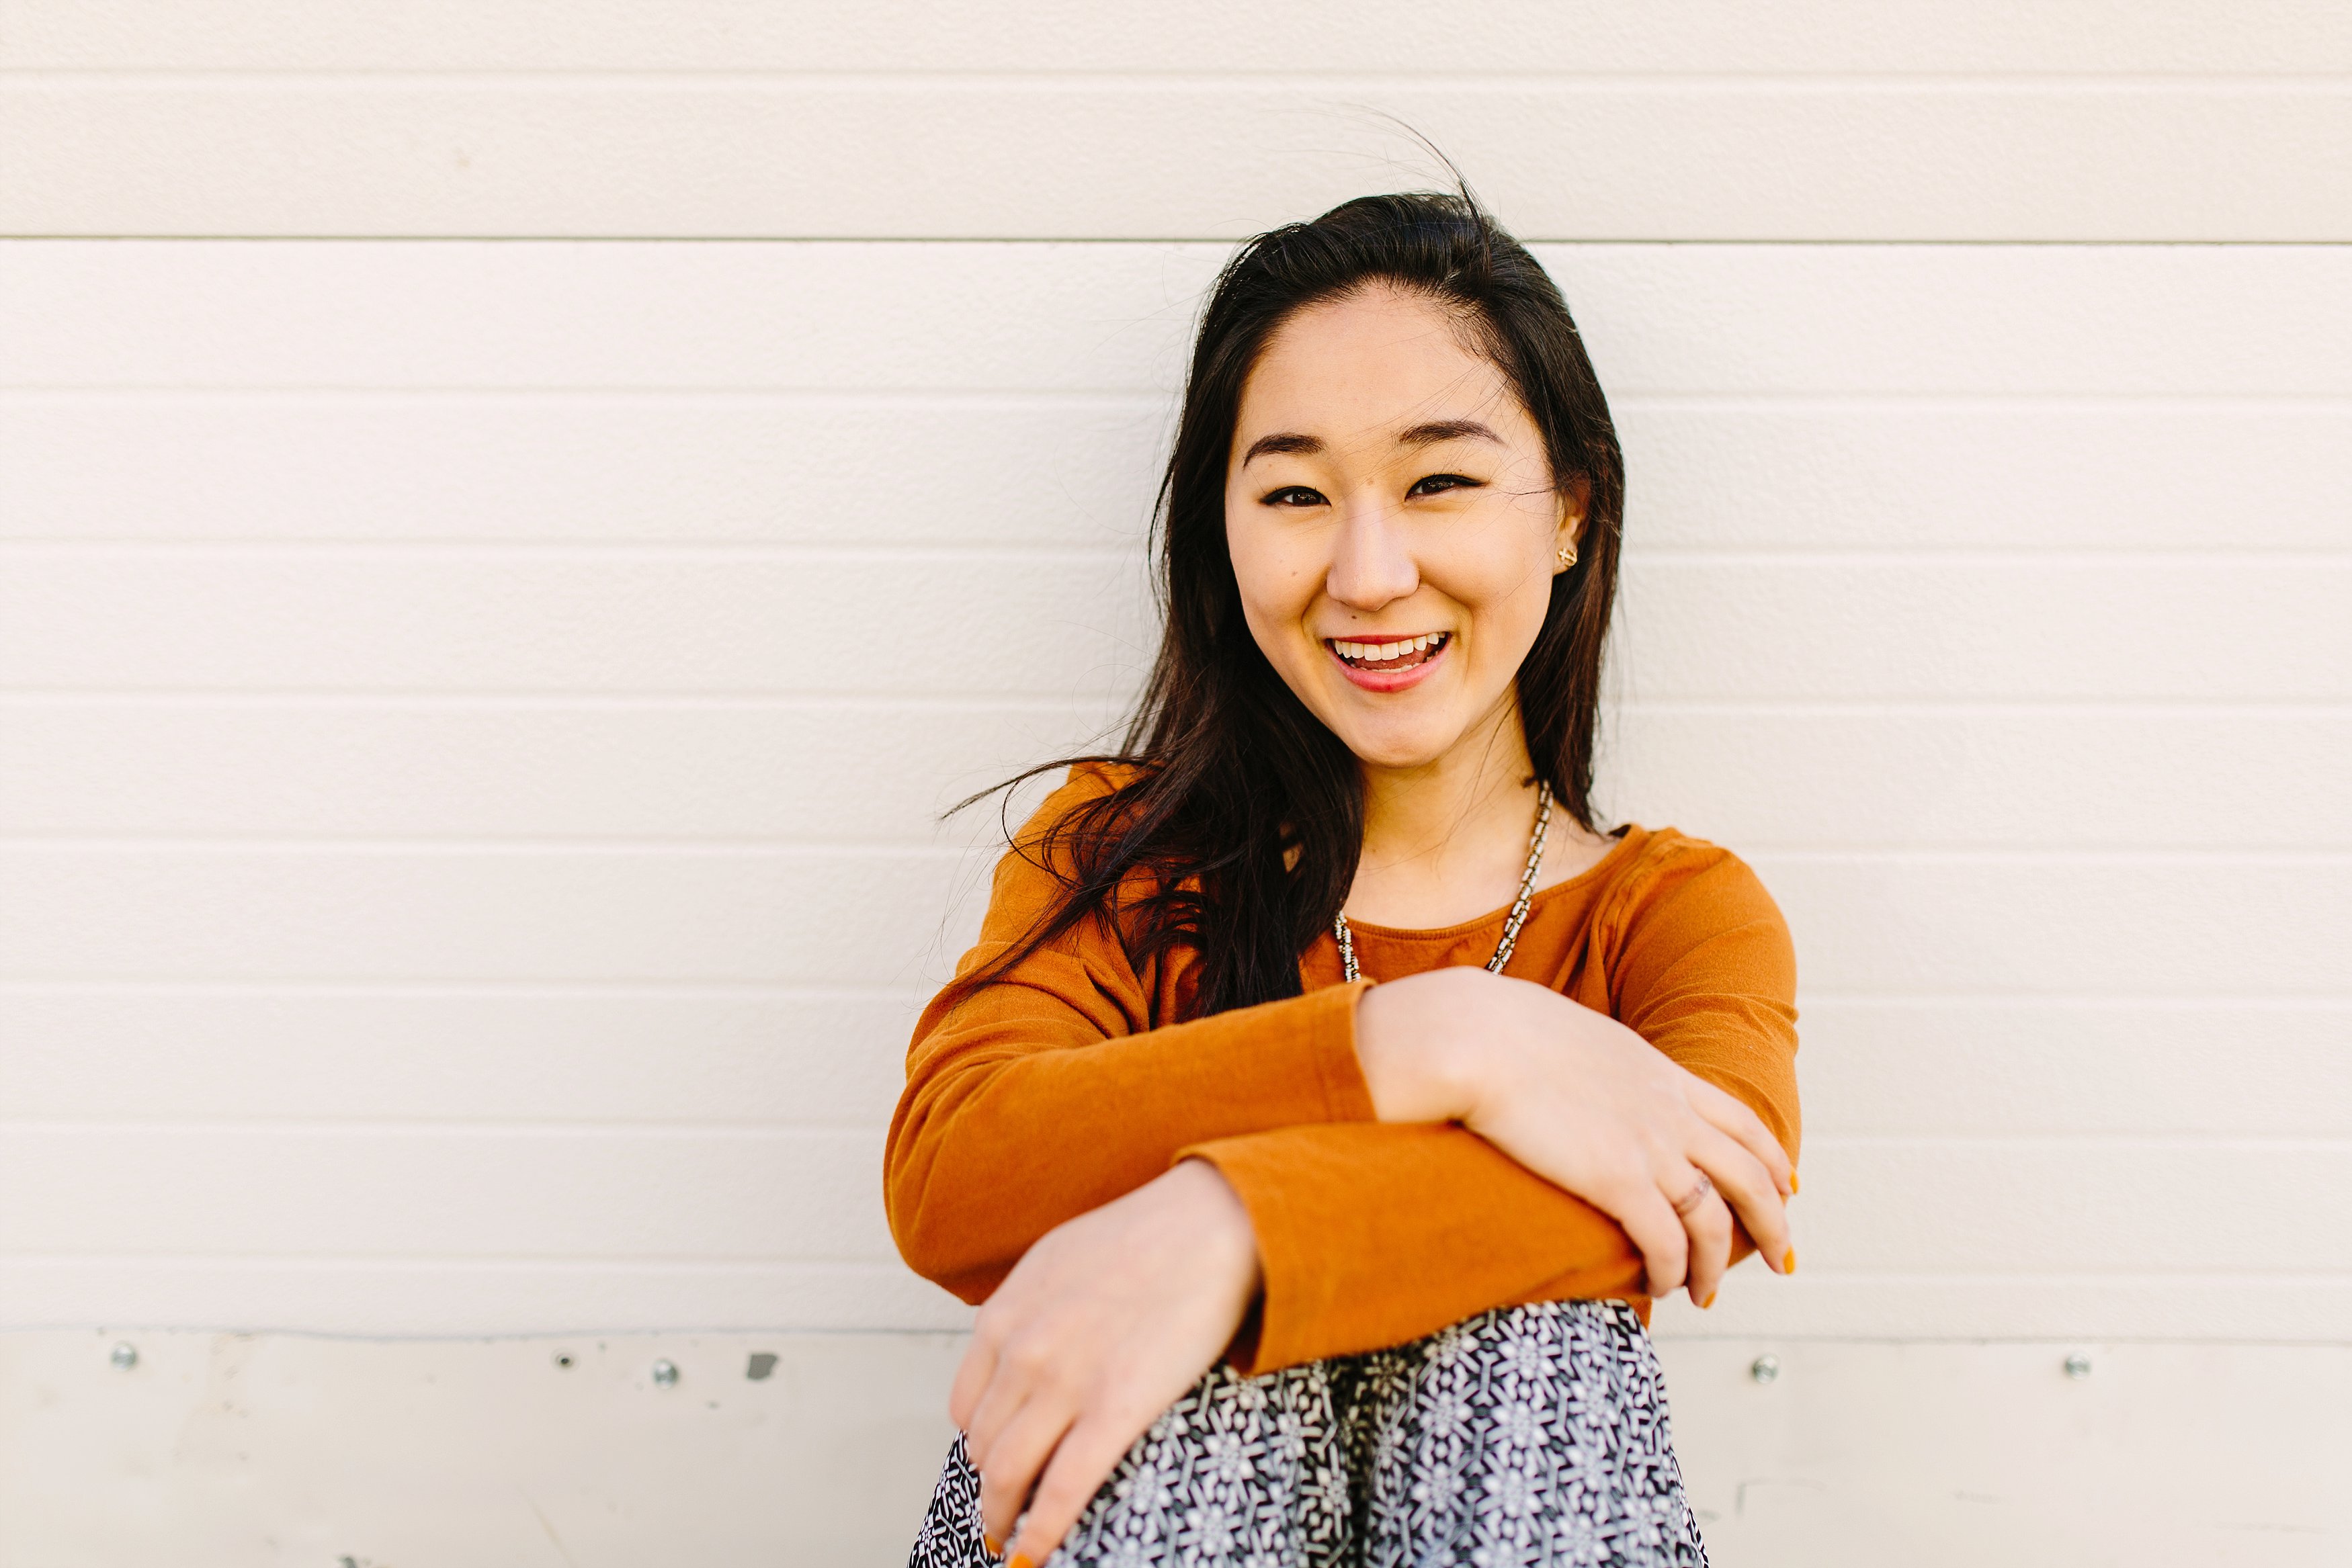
left=0, top=1256, right=966, bottom=1333
left=0, top=1127, right=2339, bottom=1299
left=0, top=242, right=1210, bottom=392
left=1792, top=1140, right=2352, bottom=1274
left=0, top=392, right=1169, bottom=548
left=0, top=989, right=923, bottom=1126
left=2, top=1256, right=2343, bottom=1340
left=1653, top=1340, right=2352, bottom=1563
left=0, top=700, right=1103, bottom=841
left=3, top=992, right=2341, bottom=1139
left=13, top=1, right=2349, bottom=74
left=1798, top=1000, right=2352, bottom=1137
left=3, top=554, right=2338, bottom=699
left=1614, top=559, right=2350, bottom=702
left=1758, top=855, right=2351, bottom=996
left=0, top=1125, right=892, bottom=1261
left=5, top=994, right=2344, bottom=1139
left=7, top=243, right=2351, bottom=396
left=1651, top=1271, right=2352, bottom=1342
left=12, top=394, right=2352, bottom=552
left=1599, top=707, right=2352, bottom=850
left=0, top=848, right=989, bottom=986
left=5, top=83, right=2349, bottom=240
left=5, top=701, right=2343, bottom=851
left=0, top=552, right=1156, bottom=697
left=1620, top=402, right=2352, bottom=554
left=1, top=848, right=2339, bottom=992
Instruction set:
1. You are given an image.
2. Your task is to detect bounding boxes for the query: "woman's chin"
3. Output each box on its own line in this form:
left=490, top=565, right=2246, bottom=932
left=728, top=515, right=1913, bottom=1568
left=1327, top=715, right=1471, bottom=773
left=1290, top=658, right=1488, bottom=773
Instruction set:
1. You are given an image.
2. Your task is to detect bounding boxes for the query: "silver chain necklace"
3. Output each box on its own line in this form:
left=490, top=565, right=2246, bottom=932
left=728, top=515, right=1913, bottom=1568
left=1333, top=781, right=1554, bottom=984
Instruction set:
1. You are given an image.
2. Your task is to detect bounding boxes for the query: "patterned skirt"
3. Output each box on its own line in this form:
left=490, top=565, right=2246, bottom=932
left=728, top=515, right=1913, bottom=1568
left=909, top=1298, right=1708, bottom=1567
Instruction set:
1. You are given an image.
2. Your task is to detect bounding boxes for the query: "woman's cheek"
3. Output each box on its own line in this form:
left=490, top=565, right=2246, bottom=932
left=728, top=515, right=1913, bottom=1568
left=1441, top=571, right=1550, bottom=686
left=1233, top=541, right=1318, bottom=641
left=1233, top=580, right=1315, bottom=690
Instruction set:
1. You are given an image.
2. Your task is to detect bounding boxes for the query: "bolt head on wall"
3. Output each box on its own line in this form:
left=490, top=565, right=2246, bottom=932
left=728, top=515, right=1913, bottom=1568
left=2064, top=1352, right=2094, bottom=1380
left=108, top=1342, right=138, bottom=1371
left=650, top=1358, right=680, bottom=1388
left=1749, top=1353, right=1781, bottom=1385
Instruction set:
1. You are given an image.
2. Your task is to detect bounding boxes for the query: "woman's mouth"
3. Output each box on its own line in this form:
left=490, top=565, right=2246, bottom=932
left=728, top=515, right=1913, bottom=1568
left=1325, top=631, right=1450, bottom=691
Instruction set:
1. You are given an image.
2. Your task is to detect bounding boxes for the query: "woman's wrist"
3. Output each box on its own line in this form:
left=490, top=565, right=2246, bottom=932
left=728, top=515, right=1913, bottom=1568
left=1163, top=1158, right=1264, bottom=1297
left=1353, top=968, right=1495, bottom=1125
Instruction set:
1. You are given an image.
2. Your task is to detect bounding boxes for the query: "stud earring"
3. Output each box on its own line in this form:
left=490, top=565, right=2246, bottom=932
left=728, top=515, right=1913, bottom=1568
left=1557, top=543, right=1579, bottom=568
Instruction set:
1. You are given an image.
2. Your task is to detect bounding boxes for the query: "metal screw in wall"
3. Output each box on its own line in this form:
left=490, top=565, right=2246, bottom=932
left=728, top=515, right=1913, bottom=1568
left=2064, top=1352, right=2093, bottom=1380
left=1749, top=1354, right=1780, bottom=1385
left=109, top=1342, right=138, bottom=1371
left=650, top=1358, right=680, bottom=1388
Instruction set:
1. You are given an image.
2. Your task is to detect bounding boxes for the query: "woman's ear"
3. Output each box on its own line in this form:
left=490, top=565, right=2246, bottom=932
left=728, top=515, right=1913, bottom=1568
left=1553, top=475, right=1593, bottom=570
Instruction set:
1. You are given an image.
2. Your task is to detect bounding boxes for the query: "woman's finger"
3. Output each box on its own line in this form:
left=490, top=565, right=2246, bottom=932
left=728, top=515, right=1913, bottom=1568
left=946, top=1325, right=1001, bottom=1435
left=1681, top=1075, right=1795, bottom=1197
left=1687, top=1121, right=1793, bottom=1274
left=972, top=1389, right=1079, bottom=1553
left=960, top=1323, right=1058, bottom=1474
left=1005, top=1409, right=1143, bottom=1567
left=1609, top=1180, right=1690, bottom=1299
left=1665, top=1166, right=1734, bottom=1308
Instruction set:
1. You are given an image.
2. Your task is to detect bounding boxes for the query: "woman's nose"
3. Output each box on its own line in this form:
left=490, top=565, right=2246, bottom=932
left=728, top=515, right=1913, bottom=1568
left=1325, top=502, right=1419, bottom=611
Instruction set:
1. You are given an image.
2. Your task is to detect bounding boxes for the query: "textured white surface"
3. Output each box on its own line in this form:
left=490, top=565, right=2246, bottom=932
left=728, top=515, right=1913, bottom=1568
left=11, top=242, right=2352, bottom=393
left=12, top=1, right=2349, bottom=73
left=7, top=0, right=2352, bottom=243
left=12, top=81, right=2351, bottom=241
left=1, top=1330, right=2343, bottom=1567
left=2, top=236, right=2346, bottom=1339
left=0, top=3, right=2345, bottom=1558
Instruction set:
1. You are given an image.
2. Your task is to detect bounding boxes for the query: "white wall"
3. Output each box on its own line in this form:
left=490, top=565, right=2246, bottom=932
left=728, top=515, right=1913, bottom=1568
left=1, top=5, right=2346, bottom=1563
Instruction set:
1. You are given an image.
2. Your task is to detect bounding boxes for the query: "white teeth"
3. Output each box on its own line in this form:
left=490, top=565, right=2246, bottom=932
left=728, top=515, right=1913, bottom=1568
left=1331, top=634, right=1448, bottom=664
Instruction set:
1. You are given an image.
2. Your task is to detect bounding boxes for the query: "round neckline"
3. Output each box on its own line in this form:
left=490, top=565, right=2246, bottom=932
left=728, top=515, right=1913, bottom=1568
left=1339, top=823, right=1646, bottom=942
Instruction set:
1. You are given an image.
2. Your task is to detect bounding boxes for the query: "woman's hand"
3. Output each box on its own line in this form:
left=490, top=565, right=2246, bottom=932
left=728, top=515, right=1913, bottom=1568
left=1356, top=966, right=1794, bottom=1309
left=950, top=1158, right=1262, bottom=1567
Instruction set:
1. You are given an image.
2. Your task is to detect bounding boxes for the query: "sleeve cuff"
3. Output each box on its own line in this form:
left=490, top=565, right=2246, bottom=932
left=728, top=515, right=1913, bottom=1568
left=1298, top=977, right=1378, bottom=1123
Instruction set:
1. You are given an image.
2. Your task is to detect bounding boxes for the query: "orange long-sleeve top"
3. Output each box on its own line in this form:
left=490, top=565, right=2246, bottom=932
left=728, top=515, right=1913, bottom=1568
left=884, top=765, right=1802, bottom=1375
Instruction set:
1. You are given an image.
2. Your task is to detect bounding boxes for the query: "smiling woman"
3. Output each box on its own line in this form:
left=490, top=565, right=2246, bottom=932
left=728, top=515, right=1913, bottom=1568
left=884, top=189, right=1800, bottom=1568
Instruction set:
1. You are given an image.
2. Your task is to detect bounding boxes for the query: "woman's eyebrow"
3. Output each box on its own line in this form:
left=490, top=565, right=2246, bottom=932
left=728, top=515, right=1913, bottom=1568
left=1241, top=431, right=1322, bottom=466
left=1241, top=420, right=1500, bottom=467
left=1396, top=419, right=1503, bottom=449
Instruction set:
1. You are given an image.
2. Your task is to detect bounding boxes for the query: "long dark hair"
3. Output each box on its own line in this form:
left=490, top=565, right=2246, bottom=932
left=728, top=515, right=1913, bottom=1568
left=958, top=186, right=1625, bottom=1019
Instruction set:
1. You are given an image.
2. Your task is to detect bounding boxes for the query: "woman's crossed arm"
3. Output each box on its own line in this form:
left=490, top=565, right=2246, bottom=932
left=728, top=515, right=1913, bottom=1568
left=943, top=966, right=1794, bottom=1565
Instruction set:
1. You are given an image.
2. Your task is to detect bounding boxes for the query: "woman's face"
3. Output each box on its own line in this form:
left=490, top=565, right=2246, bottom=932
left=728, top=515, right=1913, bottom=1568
left=1224, top=285, right=1583, bottom=773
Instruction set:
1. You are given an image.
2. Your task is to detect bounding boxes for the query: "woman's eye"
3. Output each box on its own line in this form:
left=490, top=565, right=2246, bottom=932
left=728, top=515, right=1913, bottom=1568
left=1409, top=473, right=1480, bottom=497
left=1261, top=486, right=1327, bottom=507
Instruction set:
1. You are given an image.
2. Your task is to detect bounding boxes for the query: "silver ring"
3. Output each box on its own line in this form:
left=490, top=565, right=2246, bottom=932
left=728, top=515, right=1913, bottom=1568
left=1671, top=1172, right=1714, bottom=1217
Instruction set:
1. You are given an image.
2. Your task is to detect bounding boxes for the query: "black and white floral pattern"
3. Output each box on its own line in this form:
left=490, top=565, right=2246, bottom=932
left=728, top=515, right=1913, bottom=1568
left=909, top=1299, right=1707, bottom=1567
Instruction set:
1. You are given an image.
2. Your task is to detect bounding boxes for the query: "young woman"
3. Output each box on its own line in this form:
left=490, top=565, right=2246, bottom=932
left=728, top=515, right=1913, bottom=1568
left=886, top=190, right=1800, bottom=1568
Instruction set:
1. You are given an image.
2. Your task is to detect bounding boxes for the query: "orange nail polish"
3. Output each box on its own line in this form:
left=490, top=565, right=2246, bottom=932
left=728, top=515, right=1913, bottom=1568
left=983, top=1536, right=1001, bottom=1558
left=1701, top=1292, right=1717, bottom=1309
left=1790, top=1172, right=1800, bottom=1194
left=1782, top=1248, right=1797, bottom=1274
left=1009, top=1556, right=1034, bottom=1568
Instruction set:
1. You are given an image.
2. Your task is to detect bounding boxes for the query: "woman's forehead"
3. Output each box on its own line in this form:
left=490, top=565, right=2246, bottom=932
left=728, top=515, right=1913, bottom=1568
left=1236, top=290, right=1535, bottom=455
